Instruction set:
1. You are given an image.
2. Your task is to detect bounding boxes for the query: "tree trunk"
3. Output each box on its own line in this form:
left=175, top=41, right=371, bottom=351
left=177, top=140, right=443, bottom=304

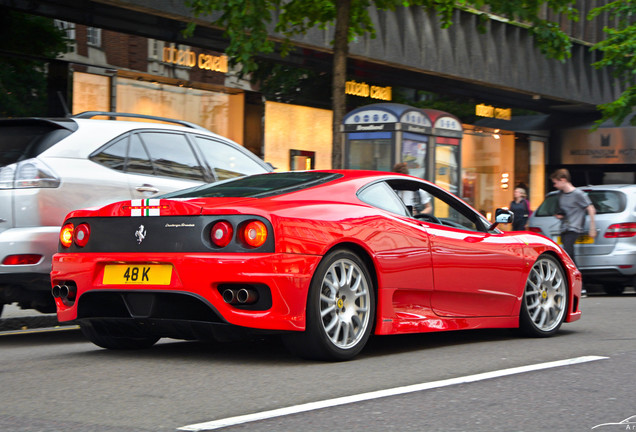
left=331, top=0, right=350, bottom=169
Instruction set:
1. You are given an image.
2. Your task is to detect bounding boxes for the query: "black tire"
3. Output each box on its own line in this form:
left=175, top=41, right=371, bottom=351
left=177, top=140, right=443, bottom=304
left=602, top=284, right=625, bottom=296
left=80, top=322, right=159, bottom=350
left=283, top=249, right=375, bottom=361
left=519, top=255, right=568, bottom=337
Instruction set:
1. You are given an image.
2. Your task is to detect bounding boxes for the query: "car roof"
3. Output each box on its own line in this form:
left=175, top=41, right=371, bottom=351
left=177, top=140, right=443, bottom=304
left=36, top=118, right=239, bottom=159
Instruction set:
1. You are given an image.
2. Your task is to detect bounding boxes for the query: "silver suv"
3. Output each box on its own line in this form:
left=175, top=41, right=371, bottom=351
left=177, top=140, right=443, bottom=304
left=0, top=112, right=272, bottom=315
left=528, top=184, right=636, bottom=294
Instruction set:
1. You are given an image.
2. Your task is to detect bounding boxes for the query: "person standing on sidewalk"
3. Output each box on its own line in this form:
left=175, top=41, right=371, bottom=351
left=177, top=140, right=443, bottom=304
left=549, top=168, right=597, bottom=264
left=510, top=187, right=531, bottom=231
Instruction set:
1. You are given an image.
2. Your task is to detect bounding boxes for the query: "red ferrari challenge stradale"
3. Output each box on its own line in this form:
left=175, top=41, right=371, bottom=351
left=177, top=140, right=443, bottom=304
left=51, top=170, right=582, bottom=360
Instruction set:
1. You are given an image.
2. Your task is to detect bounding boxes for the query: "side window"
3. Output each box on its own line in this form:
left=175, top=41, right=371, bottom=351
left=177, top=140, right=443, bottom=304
left=388, top=179, right=485, bottom=231
left=126, top=134, right=154, bottom=175
left=429, top=195, right=481, bottom=231
left=194, top=136, right=266, bottom=180
left=90, top=136, right=128, bottom=171
left=138, top=132, right=205, bottom=181
left=358, top=182, right=409, bottom=216
left=535, top=194, right=559, bottom=217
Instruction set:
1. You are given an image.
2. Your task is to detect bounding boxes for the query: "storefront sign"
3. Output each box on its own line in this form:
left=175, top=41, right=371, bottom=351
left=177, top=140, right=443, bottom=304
left=475, top=103, right=511, bottom=120
left=162, top=46, right=228, bottom=73
left=561, top=127, right=636, bottom=164
left=345, top=80, right=392, bottom=101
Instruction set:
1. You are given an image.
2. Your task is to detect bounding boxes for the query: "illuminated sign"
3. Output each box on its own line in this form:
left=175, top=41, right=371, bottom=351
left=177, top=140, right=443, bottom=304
left=475, top=104, right=511, bottom=120
left=162, top=47, right=228, bottom=73
left=345, top=80, right=392, bottom=101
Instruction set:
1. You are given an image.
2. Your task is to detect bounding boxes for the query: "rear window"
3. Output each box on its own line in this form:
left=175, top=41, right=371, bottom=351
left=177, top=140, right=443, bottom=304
left=161, top=172, right=341, bottom=198
left=585, top=190, right=626, bottom=214
left=534, top=190, right=626, bottom=216
left=0, top=120, right=76, bottom=167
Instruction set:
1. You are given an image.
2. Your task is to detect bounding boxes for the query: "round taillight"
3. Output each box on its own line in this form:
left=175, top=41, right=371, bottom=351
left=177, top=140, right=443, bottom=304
left=74, top=223, right=91, bottom=247
left=211, top=221, right=233, bottom=247
left=242, top=220, right=268, bottom=248
left=60, top=223, right=74, bottom=248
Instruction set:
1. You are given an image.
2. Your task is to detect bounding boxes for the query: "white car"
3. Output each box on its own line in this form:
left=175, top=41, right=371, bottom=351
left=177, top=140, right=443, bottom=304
left=528, top=184, right=636, bottom=294
left=0, top=112, right=272, bottom=315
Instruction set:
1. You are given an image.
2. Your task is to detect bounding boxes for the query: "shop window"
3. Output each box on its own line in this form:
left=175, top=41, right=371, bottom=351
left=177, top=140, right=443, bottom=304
left=461, top=128, right=515, bottom=222
left=290, top=150, right=315, bottom=170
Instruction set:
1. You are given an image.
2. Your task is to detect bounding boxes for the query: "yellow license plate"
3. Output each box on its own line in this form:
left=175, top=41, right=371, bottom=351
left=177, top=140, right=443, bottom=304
left=103, top=264, right=172, bottom=285
left=556, top=235, right=595, bottom=245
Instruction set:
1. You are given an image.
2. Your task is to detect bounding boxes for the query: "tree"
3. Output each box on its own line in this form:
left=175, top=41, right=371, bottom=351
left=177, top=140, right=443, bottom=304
left=0, top=7, right=70, bottom=117
left=589, top=0, right=636, bottom=127
left=185, top=0, right=578, bottom=168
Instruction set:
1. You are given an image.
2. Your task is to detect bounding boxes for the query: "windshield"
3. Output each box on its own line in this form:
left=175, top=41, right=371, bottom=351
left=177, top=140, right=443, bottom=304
left=161, top=172, right=342, bottom=199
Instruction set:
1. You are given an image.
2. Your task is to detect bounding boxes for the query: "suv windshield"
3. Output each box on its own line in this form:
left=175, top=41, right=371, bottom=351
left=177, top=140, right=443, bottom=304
left=161, top=172, right=342, bottom=198
left=0, top=120, right=76, bottom=166
left=535, top=190, right=627, bottom=216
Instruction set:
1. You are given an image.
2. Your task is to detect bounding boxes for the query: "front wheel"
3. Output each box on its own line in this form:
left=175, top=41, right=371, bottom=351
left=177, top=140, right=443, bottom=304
left=519, top=255, right=568, bottom=337
left=284, top=249, right=375, bottom=361
left=80, top=322, right=159, bottom=350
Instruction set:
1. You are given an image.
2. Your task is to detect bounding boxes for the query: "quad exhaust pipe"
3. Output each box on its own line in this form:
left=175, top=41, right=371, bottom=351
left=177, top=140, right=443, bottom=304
left=52, top=284, right=76, bottom=301
left=222, top=288, right=259, bottom=305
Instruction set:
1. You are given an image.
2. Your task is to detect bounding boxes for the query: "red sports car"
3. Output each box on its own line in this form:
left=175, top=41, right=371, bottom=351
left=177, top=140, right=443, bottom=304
left=51, top=170, right=582, bottom=360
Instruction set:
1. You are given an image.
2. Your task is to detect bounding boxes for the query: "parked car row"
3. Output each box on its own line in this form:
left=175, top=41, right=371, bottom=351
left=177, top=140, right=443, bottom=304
left=0, top=112, right=273, bottom=315
left=528, top=184, right=636, bottom=295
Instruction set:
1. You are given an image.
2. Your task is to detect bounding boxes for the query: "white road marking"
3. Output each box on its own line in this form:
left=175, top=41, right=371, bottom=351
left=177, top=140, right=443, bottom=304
left=178, top=355, right=608, bottom=431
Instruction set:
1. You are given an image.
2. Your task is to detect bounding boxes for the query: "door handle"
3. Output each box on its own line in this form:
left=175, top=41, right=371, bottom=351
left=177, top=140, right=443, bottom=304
left=136, top=184, right=159, bottom=194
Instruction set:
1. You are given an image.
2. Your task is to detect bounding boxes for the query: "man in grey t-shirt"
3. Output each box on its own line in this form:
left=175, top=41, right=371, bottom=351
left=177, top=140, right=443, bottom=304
left=549, top=169, right=596, bottom=264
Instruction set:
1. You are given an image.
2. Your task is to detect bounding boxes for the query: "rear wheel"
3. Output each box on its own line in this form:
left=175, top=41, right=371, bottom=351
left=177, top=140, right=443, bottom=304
left=284, top=249, right=375, bottom=361
left=520, top=255, right=568, bottom=337
left=80, top=322, right=159, bottom=350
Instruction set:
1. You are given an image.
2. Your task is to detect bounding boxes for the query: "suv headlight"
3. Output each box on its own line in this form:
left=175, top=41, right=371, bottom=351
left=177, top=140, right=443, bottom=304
left=0, top=159, right=61, bottom=189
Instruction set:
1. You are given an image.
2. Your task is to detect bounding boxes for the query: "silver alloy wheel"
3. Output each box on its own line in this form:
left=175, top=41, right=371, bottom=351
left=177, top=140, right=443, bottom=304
left=319, top=258, right=371, bottom=349
left=524, top=257, right=567, bottom=332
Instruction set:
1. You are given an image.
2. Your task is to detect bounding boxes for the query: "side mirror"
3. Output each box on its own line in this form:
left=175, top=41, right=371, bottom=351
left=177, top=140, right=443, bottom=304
left=488, top=208, right=514, bottom=231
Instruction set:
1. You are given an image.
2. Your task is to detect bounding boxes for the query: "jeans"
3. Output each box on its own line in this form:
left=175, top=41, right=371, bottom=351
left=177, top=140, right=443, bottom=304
left=561, top=230, right=579, bottom=264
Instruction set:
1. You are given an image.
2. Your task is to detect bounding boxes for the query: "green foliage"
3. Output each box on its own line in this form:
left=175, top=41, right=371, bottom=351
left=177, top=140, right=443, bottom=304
left=589, top=0, right=636, bottom=126
left=0, top=7, right=70, bottom=117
